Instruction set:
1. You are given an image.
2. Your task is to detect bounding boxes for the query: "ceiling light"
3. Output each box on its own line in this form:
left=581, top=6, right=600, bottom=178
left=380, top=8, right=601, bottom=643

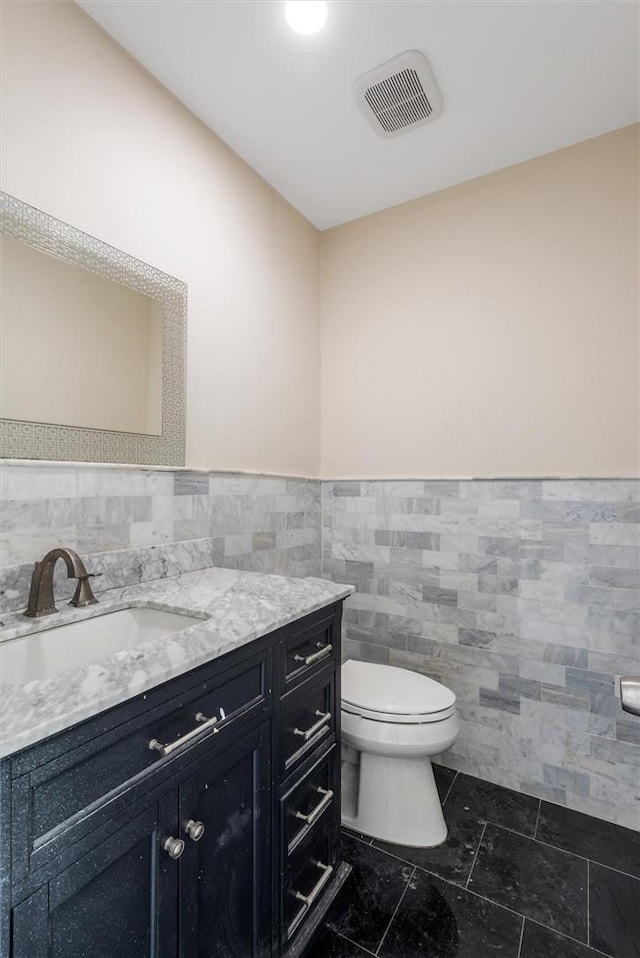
left=284, top=1, right=328, bottom=36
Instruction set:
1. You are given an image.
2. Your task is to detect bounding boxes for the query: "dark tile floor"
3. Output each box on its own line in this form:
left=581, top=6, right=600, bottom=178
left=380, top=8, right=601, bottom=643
left=306, top=766, right=640, bottom=958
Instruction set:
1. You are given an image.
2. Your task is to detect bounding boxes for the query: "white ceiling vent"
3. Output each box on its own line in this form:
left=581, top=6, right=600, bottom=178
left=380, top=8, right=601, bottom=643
left=355, top=50, right=443, bottom=138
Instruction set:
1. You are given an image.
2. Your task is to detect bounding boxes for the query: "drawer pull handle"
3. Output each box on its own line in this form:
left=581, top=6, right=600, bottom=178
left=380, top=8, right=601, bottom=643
left=293, top=710, right=331, bottom=742
left=294, top=860, right=334, bottom=908
left=184, top=819, right=206, bottom=842
left=288, top=860, right=334, bottom=937
left=163, top=836, right=185, bottom=860
left=149, top=711, right=218, bottom=757
left=294, top=643, right=333, bottom=667
left=295, top=787, right=334, bottom=827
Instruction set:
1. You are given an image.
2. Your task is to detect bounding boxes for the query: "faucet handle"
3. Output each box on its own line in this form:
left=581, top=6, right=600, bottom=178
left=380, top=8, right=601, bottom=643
left=69, top=573, right=100, bottom=608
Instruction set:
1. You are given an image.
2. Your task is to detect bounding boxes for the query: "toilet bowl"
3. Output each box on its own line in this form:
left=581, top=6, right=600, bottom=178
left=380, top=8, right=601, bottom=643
left=340, top=659, right=459, bottom=848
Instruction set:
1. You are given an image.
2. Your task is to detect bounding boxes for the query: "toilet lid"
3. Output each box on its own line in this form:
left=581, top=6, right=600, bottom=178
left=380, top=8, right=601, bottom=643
left=341, top=660, right=456, bottom=716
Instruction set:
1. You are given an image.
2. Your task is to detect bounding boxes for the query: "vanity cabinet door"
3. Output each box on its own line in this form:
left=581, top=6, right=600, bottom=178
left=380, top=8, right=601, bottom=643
left=178, top=723, right=271, bottom=958
left=10, top=794, right=179, bottom=958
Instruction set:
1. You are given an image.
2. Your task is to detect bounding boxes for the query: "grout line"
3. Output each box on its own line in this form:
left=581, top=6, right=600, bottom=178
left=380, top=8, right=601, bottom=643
left=463, top=887, right=599, bottom=953
left=375, top=865, right=416, bottom=956
left=523, top=918, right=613, bottom=958
left=515, top=916, right=525, bottom=958
left=480, top=820, right=537, bottom=841
left=587, top=859, right=590, bottom=949
left=454, top=884, right=539, bottom=923
left=466, top=890, right=536, bottom=923
left=343, top=828, right=374, bottom=847
left=465, top=821, right=487, bottom=890
left=406, top=844, right=609, bottom=958
left=533, top=799, right=541, bottom=840
left=486, top=820, right=640, bottom=883
left=527, top=792, right=636, bottom=838
left=369, top=841, right=421, bottom=871
left=333, top=932, right=377, bottom=957
left=532, top=836, right=639, bottom=882
left=398, top=856, right=593, bottom=945
left=440, top=769, right=458, bottom=807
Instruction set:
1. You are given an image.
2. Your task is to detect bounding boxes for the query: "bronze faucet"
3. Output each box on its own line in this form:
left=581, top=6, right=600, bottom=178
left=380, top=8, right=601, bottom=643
left=24, top=548, right=100, bottom=618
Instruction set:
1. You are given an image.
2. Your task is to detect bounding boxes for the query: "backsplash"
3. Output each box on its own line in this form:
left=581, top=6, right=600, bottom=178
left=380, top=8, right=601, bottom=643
left=0, top=462, right=321, bottom=613
left=322, top=478, right=640, bottom=830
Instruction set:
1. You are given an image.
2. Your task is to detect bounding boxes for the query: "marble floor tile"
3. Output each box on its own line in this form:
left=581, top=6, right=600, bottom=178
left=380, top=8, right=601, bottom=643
left=520, top=920, right=607, bottom=957
left=377, top=869, right=523, bottom=958
left=468, top=824, right=588, bottom=941
left=328, top=771, right=637, bottom=958
left=589, top=863, right=640, bottom=958
left=372, top=802, right=486, bottom=886
left=433, top=763, right=457, bottom=802
left=444, top=773, right=540, bottom=837
left=537, top=802, right=640, bottom=879
left=305, top=926, right=376, bottom=957
left=328, top=835, right=414, bottom=954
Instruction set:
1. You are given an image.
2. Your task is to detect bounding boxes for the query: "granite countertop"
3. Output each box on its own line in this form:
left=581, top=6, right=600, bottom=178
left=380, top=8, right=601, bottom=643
left=0, top=567, right=353, bottom=759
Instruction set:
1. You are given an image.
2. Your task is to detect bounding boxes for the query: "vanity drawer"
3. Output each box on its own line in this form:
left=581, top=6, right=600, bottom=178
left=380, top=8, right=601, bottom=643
left=281, top=609, right=336, bottom=692
left=283, top=828, right=337, bottom=944
left=11, top=653, right=268, bottom=881
left=281, top=677, right=336, bottom=776
left=281, top=745, right=337, bottom=858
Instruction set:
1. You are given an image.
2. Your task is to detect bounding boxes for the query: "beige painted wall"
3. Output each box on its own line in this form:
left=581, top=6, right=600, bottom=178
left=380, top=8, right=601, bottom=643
left=2, top=3, right=638, bottom=479
left=1, top=0, right=320, bottom=475
left=321, top=126, right=640, bottom=478
left=1, top=234, right=162, bottom=434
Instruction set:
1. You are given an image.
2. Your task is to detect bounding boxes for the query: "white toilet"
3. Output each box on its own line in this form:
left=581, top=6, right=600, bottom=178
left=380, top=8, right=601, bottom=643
left=340, top=659, right=459, bottom=848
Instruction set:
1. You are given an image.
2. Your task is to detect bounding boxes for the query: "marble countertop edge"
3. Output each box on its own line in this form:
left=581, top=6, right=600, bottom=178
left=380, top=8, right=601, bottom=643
left=0, top=567, right=353, bottom=759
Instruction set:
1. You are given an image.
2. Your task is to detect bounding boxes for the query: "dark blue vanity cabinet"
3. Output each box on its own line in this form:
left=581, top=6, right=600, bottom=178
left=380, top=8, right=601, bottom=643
left=1, top=602, right=349, bottom=958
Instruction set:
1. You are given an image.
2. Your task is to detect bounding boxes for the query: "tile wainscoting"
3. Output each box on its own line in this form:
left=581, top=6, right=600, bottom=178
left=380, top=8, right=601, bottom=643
left=323, top=479, right=640, bottom=831
left=1, top=463, right=638, bottom=830
left=0, top=461, right=321, bottom=613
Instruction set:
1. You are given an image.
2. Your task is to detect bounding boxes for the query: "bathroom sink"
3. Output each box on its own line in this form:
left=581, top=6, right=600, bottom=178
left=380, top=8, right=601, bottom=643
left=0, top=607, right=203, bottom=685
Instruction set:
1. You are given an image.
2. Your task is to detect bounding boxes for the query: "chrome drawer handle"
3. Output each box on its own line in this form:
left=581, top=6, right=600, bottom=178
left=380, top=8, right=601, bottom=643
left=149, top=711, right=217, bottom=757
left=293, top=710, right=331, bottom=742
left=295, top=787, right=333, bottom=827
left=294, top=861, right=334, bottom=908
left=294, top=643, right=333, bottom=667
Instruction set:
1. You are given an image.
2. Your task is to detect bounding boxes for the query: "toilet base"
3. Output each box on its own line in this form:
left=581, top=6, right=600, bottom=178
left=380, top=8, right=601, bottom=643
left=342, top=752, right=447, bottom=848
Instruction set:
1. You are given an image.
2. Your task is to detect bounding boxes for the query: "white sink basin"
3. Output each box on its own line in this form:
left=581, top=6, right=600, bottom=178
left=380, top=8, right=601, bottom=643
left=0, top=607, right=203, bottom=685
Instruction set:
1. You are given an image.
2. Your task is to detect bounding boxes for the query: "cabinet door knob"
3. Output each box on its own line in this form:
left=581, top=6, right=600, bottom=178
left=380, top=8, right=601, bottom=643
left=184, top=819, right=206, bottom=842
left=163, top=836, right=186, bottom=860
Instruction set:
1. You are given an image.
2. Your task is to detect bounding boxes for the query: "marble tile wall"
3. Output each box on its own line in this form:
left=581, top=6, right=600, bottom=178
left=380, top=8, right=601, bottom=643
left=322, top=479, right=640, bottom=830
left=0, top=462, right=321, bottom=613
left=2, top=463, right=638, bottom=829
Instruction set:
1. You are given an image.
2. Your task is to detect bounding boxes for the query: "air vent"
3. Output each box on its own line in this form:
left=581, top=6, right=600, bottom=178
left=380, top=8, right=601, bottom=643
left=355, top=51, right=443, bottom=138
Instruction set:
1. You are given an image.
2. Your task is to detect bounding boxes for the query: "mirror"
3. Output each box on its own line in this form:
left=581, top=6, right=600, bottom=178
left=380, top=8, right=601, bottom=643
left=0, top=192, right=186, bottom=466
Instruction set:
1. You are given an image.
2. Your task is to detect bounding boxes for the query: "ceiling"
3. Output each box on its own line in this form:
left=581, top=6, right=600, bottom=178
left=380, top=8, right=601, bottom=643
left=78, top=0, right=640, bottom=230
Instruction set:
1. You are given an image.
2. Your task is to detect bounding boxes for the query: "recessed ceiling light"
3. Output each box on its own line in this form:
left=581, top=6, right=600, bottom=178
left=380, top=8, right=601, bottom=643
left=284, top=1, right=328, bottom=36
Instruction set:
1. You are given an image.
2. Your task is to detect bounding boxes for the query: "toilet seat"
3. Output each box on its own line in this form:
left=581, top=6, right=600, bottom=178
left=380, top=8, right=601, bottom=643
left=342, top=700, right=456, bottom=724
left=341, top=659, right=456, bottom=724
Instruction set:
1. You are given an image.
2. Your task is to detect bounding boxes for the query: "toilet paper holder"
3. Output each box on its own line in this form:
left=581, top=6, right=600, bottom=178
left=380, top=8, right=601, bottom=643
left=620, top=677, right=640, bottom=717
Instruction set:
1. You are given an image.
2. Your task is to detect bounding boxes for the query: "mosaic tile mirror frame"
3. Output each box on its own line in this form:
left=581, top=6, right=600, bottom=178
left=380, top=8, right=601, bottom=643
left=0, top=192, right=186, bottom=466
